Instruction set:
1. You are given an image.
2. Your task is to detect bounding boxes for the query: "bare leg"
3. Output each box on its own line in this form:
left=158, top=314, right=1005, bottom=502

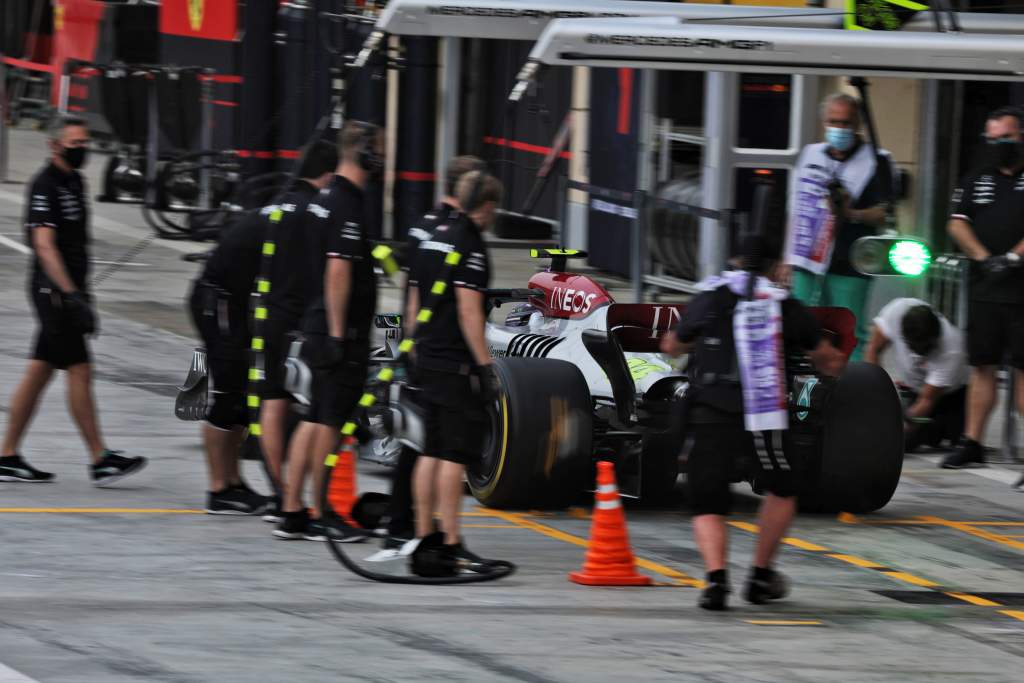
left=309, top=424, right=340, bottom=519
left=259, top=398, right=289, bottom=491
left=437, top=460, right=465, bottom=544
left=413, top=456, right=441, bottom=538
left=693, top=514, right=728, bottom=573
left=752, top=495, right=797, bottom=568
left=65, top=363, right=105, bottom=463
left=965, top=365, right=998, bottom=442
left=283, top=421, right=316, bottom=513
left=203, top=423, right=245, bottom=492
left=1, top=360, right=54, bottom=456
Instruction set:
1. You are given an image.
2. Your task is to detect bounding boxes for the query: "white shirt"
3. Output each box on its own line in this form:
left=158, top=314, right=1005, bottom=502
left=874, top=298, right=968, bottom=392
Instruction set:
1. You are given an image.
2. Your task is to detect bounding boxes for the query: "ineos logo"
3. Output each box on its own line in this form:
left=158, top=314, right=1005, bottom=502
left=649, top=306, right=682, bottom=338
left=551, top=287, right=596, bottom=314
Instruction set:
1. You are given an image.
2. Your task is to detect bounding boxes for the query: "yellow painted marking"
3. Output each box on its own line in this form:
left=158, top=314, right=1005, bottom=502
left=837, top=512, right=859, bottom=524
left=461, top=524, right=523, bottom=529
left=377, top=368, right=394, bottom=382
left=746, top=620, right=823, bottom=626
left=358, top=393, right=376, bottom=408
left=247, top=394, right=260, bottom=408
left=728, top=521, right=759, bottom=533
left=445, top=251, right=462, bottom=266
left=880, top=571, right=940, bottom=588
left=826, top=554, right=885, bottom=569
left=784, top=537, right=829, bottom=552
left=417, top=309, right=433, bottom=323
left=0, top=508, right=203, bottom=514
left=251, top=336, right=264, bottom=351
left=946, top=592, right=1002, bottom=607
left=254, top=307, right=268, bottom=320
left=431, top=281, right=447, bottom=295
left=999, top=610, right=1024, bottom=622
left=398, top=339, right=414, bottom=353
left=341, top=422, right=357, bottom=436
left=249, top=423, right=262, bottom=436
left=480, top=508, right=704, bottom=588
left=262, top=242, right=276, bottom=256
left=918, top=516, right=1024, bottom=551
left=324, top=453, right=339, bottom=467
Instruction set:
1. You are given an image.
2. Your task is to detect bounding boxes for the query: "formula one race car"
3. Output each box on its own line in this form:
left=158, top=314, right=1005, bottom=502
left=364, top=249, right=904, bottom=513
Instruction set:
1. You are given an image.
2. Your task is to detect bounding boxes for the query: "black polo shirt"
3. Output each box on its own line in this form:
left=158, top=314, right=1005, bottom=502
left=301, top=175, right=377, bottom=339
left=950, top=167, right=1024, bottom=303
left=409, top=213, right=491, bottom=366
left=25, top=163, right=89, bottom=291
left=200, top=211, right=266, bottom=308
left=263, top=180, right=320, bottom=320
left=402, top=202, right=460, bottom=271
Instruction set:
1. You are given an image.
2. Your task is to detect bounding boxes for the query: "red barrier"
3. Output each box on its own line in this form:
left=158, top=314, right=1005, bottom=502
left=1, top=56, right=56, bottom=74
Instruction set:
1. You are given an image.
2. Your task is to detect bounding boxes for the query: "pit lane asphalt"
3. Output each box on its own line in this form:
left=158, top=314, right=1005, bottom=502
left=1, top=127, right=1024, bottom=682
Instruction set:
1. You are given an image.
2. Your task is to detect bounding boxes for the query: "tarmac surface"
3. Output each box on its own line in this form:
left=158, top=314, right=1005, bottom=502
left=1, top=126, right=1024, bottom=682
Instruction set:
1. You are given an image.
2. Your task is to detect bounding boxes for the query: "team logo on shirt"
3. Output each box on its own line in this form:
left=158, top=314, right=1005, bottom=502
left=308, top=203, right=330, bottom=219
left=57, top=188, right=82, bottom=221
left=340, top=221, right=361, bottom=240
left=973, top=175, right=996, bottom=205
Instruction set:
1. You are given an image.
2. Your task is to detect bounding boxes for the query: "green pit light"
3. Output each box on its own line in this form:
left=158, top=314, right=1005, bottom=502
left=888, top=240, right=931, bottom=277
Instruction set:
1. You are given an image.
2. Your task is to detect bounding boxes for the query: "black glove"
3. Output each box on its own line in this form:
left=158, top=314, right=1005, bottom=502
left=63, top=291, right=97, bottom=335
left=981, top=254, right=1020, bottom=277
left=320, top=336, right=347, bottom=368
left=472, top=364, right=501, bottom=402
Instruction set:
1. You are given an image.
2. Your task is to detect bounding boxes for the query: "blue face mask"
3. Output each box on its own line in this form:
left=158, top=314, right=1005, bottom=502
left=825, top=126, right=855, bottom=152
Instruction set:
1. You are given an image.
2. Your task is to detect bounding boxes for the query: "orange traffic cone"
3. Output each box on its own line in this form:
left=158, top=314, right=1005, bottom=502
left=326, top=438, right=359, bottom=526
left=569, top=461, right=652, bottom=586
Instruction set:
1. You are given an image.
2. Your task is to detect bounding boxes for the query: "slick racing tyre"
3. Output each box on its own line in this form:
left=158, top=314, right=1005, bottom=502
left=805, top=362, right=904, bottom=513
left=468, top=358, right=592, bottom=508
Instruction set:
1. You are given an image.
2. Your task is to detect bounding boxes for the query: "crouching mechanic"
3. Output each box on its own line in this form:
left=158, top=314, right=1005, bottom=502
left=274, top=121, right=383, bottom=541
left=864, top=298, right=968, bottom=452
left=660, top=235, right=842, bottom=611
left=405, top=170, right=503, bottom=574
left=188, top=209, right=275, bottom=515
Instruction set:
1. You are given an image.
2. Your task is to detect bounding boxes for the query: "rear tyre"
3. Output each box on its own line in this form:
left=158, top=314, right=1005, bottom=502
left=467, top=358, right=592, bottom=508
left=805, top=362, right=904, bottom=513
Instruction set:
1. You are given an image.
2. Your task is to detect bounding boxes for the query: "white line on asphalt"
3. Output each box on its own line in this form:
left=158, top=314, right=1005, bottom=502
left=919, top=455, right=1022, bottom=486
left=0, top=234, right=30, bottom=255
left=0, top=188, right=198, bottom=254
left=90, top=260, right=152, bottom=267
left=0, top=662, right=41, bottom=683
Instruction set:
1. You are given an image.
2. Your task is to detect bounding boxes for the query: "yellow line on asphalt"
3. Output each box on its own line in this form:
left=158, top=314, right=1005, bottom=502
left=826, top=553, right=884, bottom=569
left=784, top=537, right=829, bottom=551
left=478, top=508, right=704, bottom=588
left=998, top=610, right=1024, bottom=622
left=945, top=592, right=1002, bottom=607
left=745, top=620, right=823, bottom=626
left=840, top=513, right=1024, bottom=528
left=0, top=507, right=204, bottom=514
left=917, top=516, right=1024, bottom=551
left=729, top=521, right=760, bottom=533
left=880, top=571, right=940, bottom=588
left=461, top=524, right=524, bottom=529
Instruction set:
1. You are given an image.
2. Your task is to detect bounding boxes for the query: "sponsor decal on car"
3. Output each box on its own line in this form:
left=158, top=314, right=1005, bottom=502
left=551, top=287, right=598, bottom=314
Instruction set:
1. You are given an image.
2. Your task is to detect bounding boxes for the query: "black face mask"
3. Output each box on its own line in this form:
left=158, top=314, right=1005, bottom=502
left=987, top=140, right=1022, bottom=170
left=62, top=145, right=88, bottom=170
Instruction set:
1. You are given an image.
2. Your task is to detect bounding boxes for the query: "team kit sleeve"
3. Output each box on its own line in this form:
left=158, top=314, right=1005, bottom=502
left=873, top=298, right=906, bottom=341
left=26, top=178, right=57, bottom=230
left=674, top=290, right=716, bottom=343
left=325, top=208, right=365, bottom=262
left=949, top=175, right=974, bottom=223
left=453, top=235, right=489, bottom=291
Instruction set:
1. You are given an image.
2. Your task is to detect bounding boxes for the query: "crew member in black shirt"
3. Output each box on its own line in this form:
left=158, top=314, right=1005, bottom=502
left=0, top=117, right=146, bottom=486
left=256, top=140, right=338, bottom=512
left=188, top=210, right=273, bottom=514
left=405, top=170, right=501, bottom=572
left=273, top=121, right=384, bottom=541
left=660, top=235, right=842, bottom=611
left=943, top=106, right=1024, bottom=469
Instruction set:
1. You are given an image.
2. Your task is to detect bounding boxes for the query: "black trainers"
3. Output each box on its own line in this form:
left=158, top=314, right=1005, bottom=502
left=91, top=450, right=147, bottom=487
left=941, top=437, right=986, bottom=469
left=744, top=568, right=789, bottom=605
left=261, top=496, right=283, bottom=523
left=699, top=582, right=730, bottom=611
left=0, top=454, right=54, bottom=483
left=273, top=509, right=311, bottom=539
left=304, top=518, right=328, bottom=542
left=205, top=486, right=272, bottom=516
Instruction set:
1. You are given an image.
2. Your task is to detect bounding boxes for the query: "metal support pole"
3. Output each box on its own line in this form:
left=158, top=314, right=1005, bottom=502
left=435, top=37, right=461, bottom=204
left=198, top=71, right=214, bottom=209
left=699, top=71, right=738, bottom=280
left=57, top=72, right=70, bottom=115
left=145, top=71, right=160, bottom=207
left=632, top=189, right=646, bottom=303
left=633, top=69, right=655, bottom=302
left=0, top=58, right=9, bottom=184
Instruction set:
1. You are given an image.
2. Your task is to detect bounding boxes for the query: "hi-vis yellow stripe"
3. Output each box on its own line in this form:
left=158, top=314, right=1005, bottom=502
left=377, top=368, right=394, bottom=382
left=257, top=278, right=270, bottom=294
left=247, top=394, right=260, bottom=408
left=341, top=422, right=357, bottom=435
left=445, top=251, right=462, bottom=266
left=399, top=339, right=415, bottom=353
left=372, top=244, right=393, bottom=260
left=325, top=453, right=339, bottom=467
left=358, top=393, right=376, bottom=408
left=431, top=281, right=447, bottom=295
left=262, top=241, right=276, bottom=256
left=269, top=208, right=283, bottom=223
left=249, top=423, right=262, bottom=436
left=248, top=368, right=264, bottom=381
left=254, top=307, right=268, bottom=320
left=251, top=336, right=264, bottom=351
left=417, top=309, right=433, bottom=323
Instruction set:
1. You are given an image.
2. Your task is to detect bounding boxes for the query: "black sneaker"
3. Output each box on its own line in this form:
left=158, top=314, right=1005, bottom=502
left=205, top=487, right=272, bottom=516
left=744, top=568, right=789, bottom=605
left=0, top=454, right=54, bottom=483
left=699, top=582, right=730, bottom=611
left=273, top=509, right=310, bottom=540
left=941, top=438, right=986, bottom=469
left=91, top=451, right=147, bottom=487
left=446, top=541, right=489, bottom=573
left=261, top=496, right=283, bottom=523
